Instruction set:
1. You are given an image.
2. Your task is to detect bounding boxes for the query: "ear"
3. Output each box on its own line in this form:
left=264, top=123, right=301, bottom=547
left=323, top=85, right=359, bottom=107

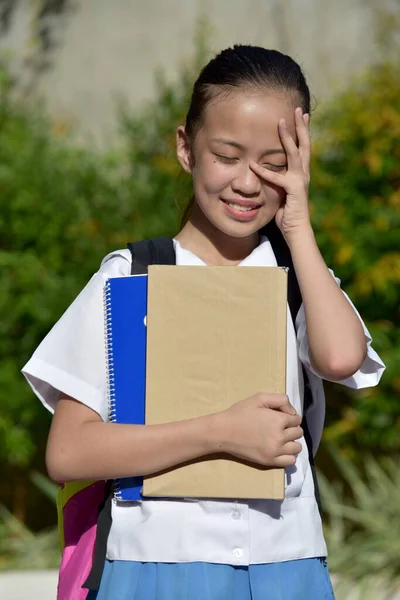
left=176, top=126, right=193, bottom=174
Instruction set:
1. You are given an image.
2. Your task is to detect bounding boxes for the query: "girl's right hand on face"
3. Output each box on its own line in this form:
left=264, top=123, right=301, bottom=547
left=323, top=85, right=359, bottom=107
left=215, top=393, right=303, bottom=468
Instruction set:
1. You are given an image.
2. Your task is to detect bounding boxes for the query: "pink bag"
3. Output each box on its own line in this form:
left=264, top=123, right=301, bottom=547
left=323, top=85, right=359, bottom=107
left=56, top=480, right=107, bottom=600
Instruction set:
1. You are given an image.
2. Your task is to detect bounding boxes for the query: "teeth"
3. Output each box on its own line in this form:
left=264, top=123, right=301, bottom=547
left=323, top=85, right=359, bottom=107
left=227, top=203, right=257, bottom=212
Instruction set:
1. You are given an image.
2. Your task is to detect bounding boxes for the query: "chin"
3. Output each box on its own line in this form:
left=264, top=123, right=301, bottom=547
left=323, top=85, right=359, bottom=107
left=213, top=211, right=275, bottom=239
left=211, top=218, right=262, bottom=239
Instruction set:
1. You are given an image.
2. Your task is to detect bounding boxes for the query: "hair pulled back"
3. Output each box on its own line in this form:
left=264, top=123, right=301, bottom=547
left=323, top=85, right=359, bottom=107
left=185, top=45, right=310, bottom=141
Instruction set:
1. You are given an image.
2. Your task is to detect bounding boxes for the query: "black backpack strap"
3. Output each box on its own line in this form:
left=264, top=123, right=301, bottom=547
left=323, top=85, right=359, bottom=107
left=82, top=481, right=112, bottom=591
left=263, top=221, right=322, bottom=513
left=263, top=221, right=302, bottom=320
left=128, top=237, right=176, bottom=274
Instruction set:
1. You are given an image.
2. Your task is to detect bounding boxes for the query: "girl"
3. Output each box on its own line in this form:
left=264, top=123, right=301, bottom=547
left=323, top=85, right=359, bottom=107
left=23, top=46, right=384, bottom=600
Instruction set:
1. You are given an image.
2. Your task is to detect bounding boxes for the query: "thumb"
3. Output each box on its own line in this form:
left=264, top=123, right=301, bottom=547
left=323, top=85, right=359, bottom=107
left=261, top=394, right=297, bottom=415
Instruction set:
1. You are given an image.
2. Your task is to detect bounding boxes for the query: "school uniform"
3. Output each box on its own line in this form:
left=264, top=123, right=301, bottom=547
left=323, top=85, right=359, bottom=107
left=22, top=237, right=384, bottom=599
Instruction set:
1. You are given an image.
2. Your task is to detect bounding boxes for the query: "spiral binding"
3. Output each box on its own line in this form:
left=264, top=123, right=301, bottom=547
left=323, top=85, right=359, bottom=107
left=104, top=279, right=123, bottom=500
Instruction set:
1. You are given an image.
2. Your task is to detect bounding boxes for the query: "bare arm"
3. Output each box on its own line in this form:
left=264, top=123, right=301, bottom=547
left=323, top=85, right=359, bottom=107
left=289, top=226, right=367, bottom=380
left=46, top=396, right=220, bottom=483
left=46, top=393, right=303, bottom=483
left=250, top=110, right=367, bottom=381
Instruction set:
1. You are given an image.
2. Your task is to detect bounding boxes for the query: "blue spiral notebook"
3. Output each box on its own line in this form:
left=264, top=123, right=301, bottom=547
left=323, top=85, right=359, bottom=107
left=104, top=274, right=147, bottom=501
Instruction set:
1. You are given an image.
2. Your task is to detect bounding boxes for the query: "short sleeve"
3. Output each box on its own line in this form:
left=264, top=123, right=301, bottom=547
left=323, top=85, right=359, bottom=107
left=296, top=270, right=385, bottom=388
left=22, top=249, right=132, bottom=421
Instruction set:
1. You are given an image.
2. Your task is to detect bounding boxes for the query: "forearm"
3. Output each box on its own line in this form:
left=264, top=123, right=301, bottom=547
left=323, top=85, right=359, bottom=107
left=288, top=226, right=367, bottom=380
left=46, top=400, right=221, bottom=483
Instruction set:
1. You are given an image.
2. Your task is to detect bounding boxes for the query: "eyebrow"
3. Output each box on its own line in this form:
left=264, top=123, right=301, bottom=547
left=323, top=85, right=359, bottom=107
left=211, top=137, right=286, bottom=156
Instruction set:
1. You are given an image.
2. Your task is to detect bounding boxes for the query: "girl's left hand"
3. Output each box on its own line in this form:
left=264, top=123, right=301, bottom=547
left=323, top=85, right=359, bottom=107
left=250, top=107, right=311, bottom=242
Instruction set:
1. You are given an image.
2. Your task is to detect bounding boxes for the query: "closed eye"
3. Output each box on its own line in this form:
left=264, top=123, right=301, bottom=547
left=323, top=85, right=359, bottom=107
left=263, top=163, right=287, bottom=172
left=215, top=154, right=238, bottom=164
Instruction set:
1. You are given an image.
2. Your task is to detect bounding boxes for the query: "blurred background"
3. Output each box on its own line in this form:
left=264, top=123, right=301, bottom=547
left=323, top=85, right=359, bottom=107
left=0, top=1, right=399, bottom=599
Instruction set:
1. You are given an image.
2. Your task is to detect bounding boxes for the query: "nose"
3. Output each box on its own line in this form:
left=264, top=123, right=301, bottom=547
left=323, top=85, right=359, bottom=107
left=231, top=162, right=262, bottom=197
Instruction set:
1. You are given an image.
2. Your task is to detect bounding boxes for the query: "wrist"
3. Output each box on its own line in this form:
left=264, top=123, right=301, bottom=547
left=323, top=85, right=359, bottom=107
left=284, top=223, right=315, bottom=250
left=203, top=411, right=229, bottom=454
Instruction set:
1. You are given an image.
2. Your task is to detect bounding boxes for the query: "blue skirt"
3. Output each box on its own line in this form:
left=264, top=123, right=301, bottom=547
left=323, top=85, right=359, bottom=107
left=88, top=557, right=335, bottom=600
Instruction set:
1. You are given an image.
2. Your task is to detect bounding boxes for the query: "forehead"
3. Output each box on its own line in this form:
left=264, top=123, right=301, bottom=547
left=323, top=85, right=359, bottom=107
left=199, top=91, right=297, bottom=146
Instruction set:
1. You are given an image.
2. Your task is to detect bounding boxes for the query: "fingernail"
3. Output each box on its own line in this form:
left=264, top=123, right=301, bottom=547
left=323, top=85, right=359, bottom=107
left=280, top=118, right=286, bottom=127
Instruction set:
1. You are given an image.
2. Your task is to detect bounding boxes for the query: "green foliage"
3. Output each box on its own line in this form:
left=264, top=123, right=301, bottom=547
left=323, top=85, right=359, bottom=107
left=319, top=451, right=400, bottom=599
left=0, top=474, right=59, bottom=570
left=310, top=61, right=400, bottom=454
left=29, top=470, right=58, bottom=503
left=0, top=504, right=59, bottom=570
left=0, top=68, right=130, bottom=470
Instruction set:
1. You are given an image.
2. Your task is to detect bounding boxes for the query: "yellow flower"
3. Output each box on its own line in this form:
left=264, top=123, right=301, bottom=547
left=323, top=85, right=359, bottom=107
left=335, top=244, right=354, bottom=265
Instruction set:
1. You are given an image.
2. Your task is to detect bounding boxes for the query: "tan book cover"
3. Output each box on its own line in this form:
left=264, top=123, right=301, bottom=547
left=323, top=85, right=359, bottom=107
left=143, top=265, right=287, bottom=500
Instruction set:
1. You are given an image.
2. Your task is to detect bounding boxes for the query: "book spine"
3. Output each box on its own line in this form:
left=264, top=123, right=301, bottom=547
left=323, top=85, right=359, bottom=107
left=104, top=280, right=122, bottom=501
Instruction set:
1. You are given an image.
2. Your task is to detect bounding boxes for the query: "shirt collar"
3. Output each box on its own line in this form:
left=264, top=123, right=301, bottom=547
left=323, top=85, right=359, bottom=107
left=173, top=236, right=277, bottom=267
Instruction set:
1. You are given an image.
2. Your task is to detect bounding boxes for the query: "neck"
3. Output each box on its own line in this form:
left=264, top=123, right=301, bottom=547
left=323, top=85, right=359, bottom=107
left=175, top=203, right=259, bottom=266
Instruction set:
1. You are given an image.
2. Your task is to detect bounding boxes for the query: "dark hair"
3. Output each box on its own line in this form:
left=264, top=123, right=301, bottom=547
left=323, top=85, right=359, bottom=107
left=185, top=45, right=310, bottom=140
left=181, top=45, right=311, bottom=225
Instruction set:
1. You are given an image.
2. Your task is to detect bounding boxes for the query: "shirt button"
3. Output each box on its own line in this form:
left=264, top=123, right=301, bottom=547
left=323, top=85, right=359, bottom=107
left=231, top=510, right=241, bottom=520
left=232, top=548, right=244, bottom=558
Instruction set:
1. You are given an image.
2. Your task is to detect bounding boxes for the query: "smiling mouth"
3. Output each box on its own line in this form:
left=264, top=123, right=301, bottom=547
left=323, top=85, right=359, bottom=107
left=222, top=200, right=262, bottom=212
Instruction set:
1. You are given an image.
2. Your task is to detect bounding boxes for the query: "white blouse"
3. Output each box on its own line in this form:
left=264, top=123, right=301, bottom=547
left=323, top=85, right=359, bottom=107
left=22, top=238, right=385, bottom=565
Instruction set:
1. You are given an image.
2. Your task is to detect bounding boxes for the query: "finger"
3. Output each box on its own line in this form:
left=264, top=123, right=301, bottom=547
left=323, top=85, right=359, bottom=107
left=295, top=108, right=311, bottom=174
left=278, top=403, right=298, bottom=417
left=283, top=413, right=302, bottom=428
left=296, top=108, right=310, bottom=153
left=280, top=440, right=303, bottom=456
left=259, top=393, right=296, bottom=414
left=249, top=161, right=286, bottom=188
left=278, top=118, right=302, bottom=170
left=283, top=426, right=304, bottom=443
left=272, top=454, right=297, bottom=468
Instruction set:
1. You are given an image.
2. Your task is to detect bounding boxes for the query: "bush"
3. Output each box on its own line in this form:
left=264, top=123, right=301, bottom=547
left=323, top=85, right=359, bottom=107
left=0, top=70, right=132, bottom=476
left=319, top=451, right=400, bottom=599
left=0, top=473, right=59, bottom=570
left=311, top=61, right=400, bottom=455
